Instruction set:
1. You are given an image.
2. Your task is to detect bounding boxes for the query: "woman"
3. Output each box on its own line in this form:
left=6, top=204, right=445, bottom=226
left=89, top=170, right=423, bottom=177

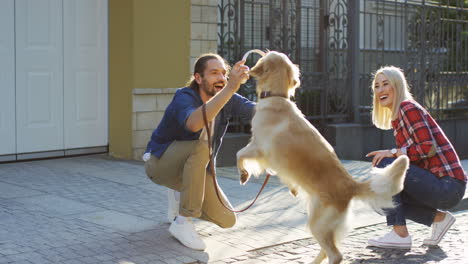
left=366, top=66, right=466, bottom=249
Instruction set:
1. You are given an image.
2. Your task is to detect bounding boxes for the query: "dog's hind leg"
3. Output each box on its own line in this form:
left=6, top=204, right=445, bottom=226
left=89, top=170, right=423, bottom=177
left=308, top=203, right=344, bottom=264
left=310, top=225, right=343, bottom=264
left=236, top=140, right=265, bottom=185
left=312, top=249, right=326, bottom=264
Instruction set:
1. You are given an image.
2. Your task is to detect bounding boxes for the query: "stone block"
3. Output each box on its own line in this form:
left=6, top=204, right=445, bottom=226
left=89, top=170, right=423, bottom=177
left=156, top=94, right=175, bottom=111
left=133, top=130, right=153, bottom=149
left=191, top=0, right=206, bottom=5
left=207, top=0, right=218, bottom=6
left=133, top=94, right=157, bottom=112
left=201, top=40, right=215, bottom=53
left=191, top=23, right=206, bottom=39
left=207, top=24, right=218, bottom=40
left=191, top=5, right=202, bottom=23
left=136, top=111, right=164, bottom=131
left=191, top=40, right=202, bottom=57
left=201, top=6, right=218, bottom=24
left=207, top=40, right=218, bottom=51
left=133, top=148, right=146, bottom=161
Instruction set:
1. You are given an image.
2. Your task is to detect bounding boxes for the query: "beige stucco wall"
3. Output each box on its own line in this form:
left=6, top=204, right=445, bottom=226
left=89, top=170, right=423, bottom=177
left=109, top=0, right=134, bottom=159
left=109, top=0, right=192, bottom=160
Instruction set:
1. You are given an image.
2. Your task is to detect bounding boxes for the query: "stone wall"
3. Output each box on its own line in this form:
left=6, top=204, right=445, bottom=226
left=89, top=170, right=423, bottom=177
left=131, top=88, right=178, bottom=160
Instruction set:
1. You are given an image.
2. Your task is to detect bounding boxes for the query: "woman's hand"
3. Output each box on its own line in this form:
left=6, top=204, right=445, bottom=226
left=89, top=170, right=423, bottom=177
left=366, top=150, right=394, bottom=167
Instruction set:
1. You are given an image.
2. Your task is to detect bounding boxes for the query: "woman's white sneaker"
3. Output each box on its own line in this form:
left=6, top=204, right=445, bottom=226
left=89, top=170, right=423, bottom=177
left=368, top=230, right=412, bottom=249
left=423, top=212, right=455, bottom=246
left=169, top=217, right=206, bottom=251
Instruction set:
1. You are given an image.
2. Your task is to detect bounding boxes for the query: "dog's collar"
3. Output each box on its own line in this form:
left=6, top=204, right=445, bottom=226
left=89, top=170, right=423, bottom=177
left=259, top=91, right=289, bottom=99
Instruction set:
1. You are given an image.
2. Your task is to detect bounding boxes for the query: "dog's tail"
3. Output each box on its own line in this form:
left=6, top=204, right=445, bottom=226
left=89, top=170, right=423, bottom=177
left=354, top=155, right=409, bottom=212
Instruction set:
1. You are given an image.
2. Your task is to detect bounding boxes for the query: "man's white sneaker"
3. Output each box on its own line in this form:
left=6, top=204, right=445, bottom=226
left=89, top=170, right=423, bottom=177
left=423, top=212, right=455, bottom=246
left=169, top=218, right=206, bottom=251
left=368, top=230, right=412, bottom=249
left=167, top=189, right=179, bottom=223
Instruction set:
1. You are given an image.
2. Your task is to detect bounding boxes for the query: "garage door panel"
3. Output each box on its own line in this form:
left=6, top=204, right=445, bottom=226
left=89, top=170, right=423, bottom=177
left=75, top=71, right=98, bottom=121
left=64, top=0, right=108, bottom=149
left=16, top=0, right=64, bottom=153
left=0, top=0, right=16, bottom=155
left=25, top=72, right=53, bottom=126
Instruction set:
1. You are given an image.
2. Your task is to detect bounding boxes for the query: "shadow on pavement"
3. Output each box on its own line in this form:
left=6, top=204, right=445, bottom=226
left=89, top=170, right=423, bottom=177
left=347, top=246, right=448, bottom=264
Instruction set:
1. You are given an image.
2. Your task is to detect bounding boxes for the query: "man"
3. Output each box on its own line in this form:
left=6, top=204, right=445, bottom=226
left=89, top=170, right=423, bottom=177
left=144, top=53, right=254, bottom=250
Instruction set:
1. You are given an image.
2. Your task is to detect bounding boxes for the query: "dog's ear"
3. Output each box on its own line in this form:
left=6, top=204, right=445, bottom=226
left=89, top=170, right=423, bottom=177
left=250, top=61, right=264, bottom=77
left=287, top=63, right=301, bottom=88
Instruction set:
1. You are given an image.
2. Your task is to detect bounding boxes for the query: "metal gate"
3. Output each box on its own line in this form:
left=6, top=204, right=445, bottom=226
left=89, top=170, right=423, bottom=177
left=218, top=0, right=468, bottom=127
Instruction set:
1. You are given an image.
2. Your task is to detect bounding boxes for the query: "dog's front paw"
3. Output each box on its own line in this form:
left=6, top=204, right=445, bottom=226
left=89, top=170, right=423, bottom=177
left=240, top=170, right=251, bottom=185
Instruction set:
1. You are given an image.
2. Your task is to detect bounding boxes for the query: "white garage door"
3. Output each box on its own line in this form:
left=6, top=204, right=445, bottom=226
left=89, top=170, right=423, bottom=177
left=0, top=0, right=108, bottom=161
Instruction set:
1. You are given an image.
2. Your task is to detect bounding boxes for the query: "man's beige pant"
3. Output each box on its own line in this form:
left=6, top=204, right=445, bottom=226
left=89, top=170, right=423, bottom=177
left=144, top=139, right=236, bottom=228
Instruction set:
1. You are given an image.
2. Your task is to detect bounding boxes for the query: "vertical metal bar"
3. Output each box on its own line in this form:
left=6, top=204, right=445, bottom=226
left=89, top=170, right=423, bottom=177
left=394, top=0, right=397, bottom=55
left=239, top=0, right=245, bottom=58
left=250, top=0, right=254, bottom=49
left=319, top=0, right=328, bottom=119
left=348, top=0, right=361, bottom=123
left=436, top=3, right=441, bottom=114
left=228, top=0, right=233, bottom=59
left=260, top=2, right=264, bottom=47
left=318, top=0, right=326, bottom=72
left=218, top=1, right=225, bottom=56
left=282, top=0, right=288, bottom=52
left=296, top=0, right=301, bottom=64
left=269, top=0, right=274, bottom=49
left=363, top=0, right=366, bottom=74
left=419, top=0, right=426, bottom=105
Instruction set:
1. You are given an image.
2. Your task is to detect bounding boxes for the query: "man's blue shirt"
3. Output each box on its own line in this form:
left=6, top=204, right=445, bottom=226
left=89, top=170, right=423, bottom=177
left=146, top=87, right=255, bottom=160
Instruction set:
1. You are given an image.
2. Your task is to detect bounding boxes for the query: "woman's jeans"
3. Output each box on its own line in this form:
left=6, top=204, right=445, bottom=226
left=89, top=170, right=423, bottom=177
left=377, top=158, right=466, bottom=227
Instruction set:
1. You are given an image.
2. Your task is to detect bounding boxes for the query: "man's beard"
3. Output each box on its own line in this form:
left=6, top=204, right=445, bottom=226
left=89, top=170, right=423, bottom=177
left=201, top=79, right=216, bottom=97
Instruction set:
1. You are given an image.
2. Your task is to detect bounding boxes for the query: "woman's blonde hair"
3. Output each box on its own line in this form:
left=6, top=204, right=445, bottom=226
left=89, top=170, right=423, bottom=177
left=371, top=66, right=414, bottom=130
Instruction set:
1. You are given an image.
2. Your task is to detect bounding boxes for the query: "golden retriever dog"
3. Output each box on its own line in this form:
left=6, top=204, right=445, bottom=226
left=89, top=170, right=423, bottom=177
left=236, top=51, right=410, bottom=264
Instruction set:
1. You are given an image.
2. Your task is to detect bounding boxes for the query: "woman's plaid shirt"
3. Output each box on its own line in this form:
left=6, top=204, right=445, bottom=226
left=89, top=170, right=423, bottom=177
left=391, top=100, right=466, bottom=182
